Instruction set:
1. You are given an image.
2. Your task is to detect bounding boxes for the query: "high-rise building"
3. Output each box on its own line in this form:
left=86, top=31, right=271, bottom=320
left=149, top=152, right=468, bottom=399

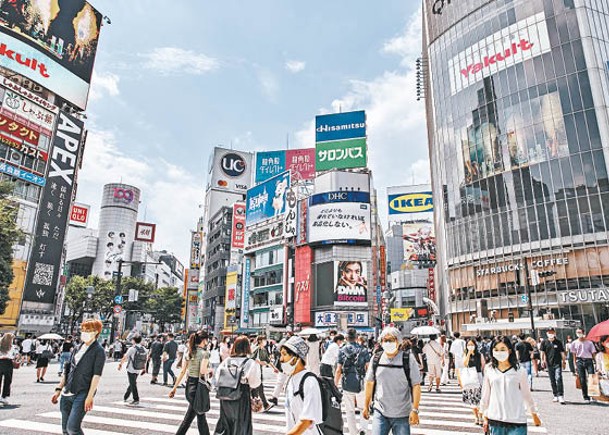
left=424, top=0, right=609, bottom=333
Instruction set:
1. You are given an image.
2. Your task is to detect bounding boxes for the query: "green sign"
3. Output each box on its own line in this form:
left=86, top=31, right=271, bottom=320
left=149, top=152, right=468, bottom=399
left=315, top=137, right=367, bottom=171
left=100, top=327, right=111, bottom=342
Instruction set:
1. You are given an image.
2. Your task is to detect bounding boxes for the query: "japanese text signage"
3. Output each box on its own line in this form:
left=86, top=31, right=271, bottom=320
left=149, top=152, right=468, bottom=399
left=190, top=232, right=202, bottom=270
left=23, top=111, right=84, bottom=304
left=286, top=148, right=315, bottom=181
left=315, top=110, right=367, bottom=172
left=0, top=160, right=45, bottom=186
left=246, top=171, right=290, bottom=225
left=231, top=202, right=246, bottom=250
left=294, top=246, right=312, bottom=324
left=2, top=87, right=56, bottom=135
left=255, top=150, right=286, bottom=183
left=241, top=259, right=251, bottom=326
left=0, top=0, right=103, bottom=110
left=308, top=192, right=371, bottom=244
left=314, top=311, right=369, bottom=327
left=283, top=187, right=297, bottom=240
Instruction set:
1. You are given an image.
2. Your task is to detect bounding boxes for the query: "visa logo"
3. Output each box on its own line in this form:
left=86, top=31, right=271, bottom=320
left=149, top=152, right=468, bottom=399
left=389, top=192, right=433, bottom=214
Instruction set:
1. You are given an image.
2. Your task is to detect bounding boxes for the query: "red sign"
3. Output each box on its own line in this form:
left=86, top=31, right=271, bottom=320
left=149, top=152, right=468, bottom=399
left=0, top=112, right=39, bottom=145
left=286, top=148, right=315, bottom=181
left=379, top=245, right=386, bottom=288
left=69, top=203, right=89, bottom=227
left=0, top=132, right=47, bottom=160
left=428, top=268, right=436, bottom=302
left=113, top=305, right=122, bottom=314
left=296, top=199, right=308, bottom=245
left=294, top=246, right=313, bottom=324
left=231, top=202, right=246, bottom=249
left=135, top=222, right=156, bottom=243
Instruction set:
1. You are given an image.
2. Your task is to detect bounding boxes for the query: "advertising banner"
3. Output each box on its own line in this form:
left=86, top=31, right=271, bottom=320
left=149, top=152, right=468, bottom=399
left=448, top=12, right=550, bottom=96
left=315, top=137, right=367, bottom=171
left=225, top=271, right=238, bottom=311
left=388, top=192, right=433, bottom=215
left=283, top=187, right=297, bottom=240
left=23, top=111, right=83, bottom=304
left=245, top=170, right=290, bottom=225
left=255, top=150, right=286, bottom=183
left=209, top=148, right=253, bottom=193
left=69, top=203, right=89, bottom=227
left=231, top=202, right=246, bottom=249
left=286, top=148, right=315, bottom=181
left=334, top=261, right=368, bottom=307
left=0, top=160, right=45, bottom=185
left=428, top=268, right=436, bottom=302
left=379, top=245, right=386, bottom=288
left=294, top=246, right=312, bottom=324
left=244, top=217, right=283, bottom=252
left=390, top=307, right=430, bottom=322
left=1, top=84, right=56, bottom=135
left=187, top=290, right=198, bottom=329
left=310, top=191, right=370, bottom=206
left=315, top=110, right=366, bottom=143
left=241, top=258, right=251, bottom=326
left=403, top=222, right=436, bottom=268
left=187, top=268, right=199, bottom=290
left=190, top=231, right=202, bottom=270
left=296, top=198, right=308, bottom=245
left=308, top=202, right=371, bottom=244
left=314, top=311, right=369, bottom=327
left=135, top=222, right=156, bottom=243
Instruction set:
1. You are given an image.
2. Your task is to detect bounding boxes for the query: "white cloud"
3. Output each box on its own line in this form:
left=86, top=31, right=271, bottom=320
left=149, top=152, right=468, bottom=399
left=285, top=60, right=306, bottom=73
left=89, top=71, right=120, bottom=101
left=382, top=8, right=422, bottom=66
left=76, top=127, right=201, bottom=265
left=140, top=47, right=219, bottom=75
left=256, top=67, right=279, bottom=102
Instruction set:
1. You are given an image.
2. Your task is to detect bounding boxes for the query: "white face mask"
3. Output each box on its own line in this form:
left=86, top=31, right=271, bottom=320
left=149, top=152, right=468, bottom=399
left=81, top=332, right=96, bottom=343
left=494, top=351, right=510, bottom=362
left=467, top=345, right=476, bottom=351
left=547, top=334, right=555, bottom=340
left=576, top=333, right=584, bottom=338
left=382, top=342, right=398, bottom=354
left=281, top=357, right=297, bottom=375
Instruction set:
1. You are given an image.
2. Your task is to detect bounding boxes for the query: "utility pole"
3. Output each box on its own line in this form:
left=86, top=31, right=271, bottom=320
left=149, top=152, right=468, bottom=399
left=523, top=258, right=535, bottom=336
left=110, top=259, right=124, bottom=343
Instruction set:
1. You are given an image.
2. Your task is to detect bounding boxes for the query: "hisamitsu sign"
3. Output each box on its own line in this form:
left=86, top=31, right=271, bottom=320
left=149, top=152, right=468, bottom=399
left=315, top=111, right=366, bottom=143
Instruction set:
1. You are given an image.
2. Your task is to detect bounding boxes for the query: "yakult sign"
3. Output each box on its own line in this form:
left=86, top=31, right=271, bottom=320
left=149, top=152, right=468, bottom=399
left=448, top=12, right=551, bottom=95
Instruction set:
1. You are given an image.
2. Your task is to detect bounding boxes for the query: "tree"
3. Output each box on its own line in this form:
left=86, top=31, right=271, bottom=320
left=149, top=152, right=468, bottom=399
left=146, top=286, right=183, bottom=332
left=0, top=182, right=23, bottom=315
left=63, top=275, right=88, bottom=332
left=63, top=275, right=116, bottom=332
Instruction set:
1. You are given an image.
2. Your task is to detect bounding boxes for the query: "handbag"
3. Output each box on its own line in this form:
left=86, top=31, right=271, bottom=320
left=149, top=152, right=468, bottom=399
left=193, top=378, right=211, bottom=414
left=12, top=359, right=20, bottom=369
left=588, top=374, right=601, bottom=397
left=250, top=392, right=264, bottom=413
left=460, top=367, right=480, bottom=388
left=41, top=349, right=53, bottom=359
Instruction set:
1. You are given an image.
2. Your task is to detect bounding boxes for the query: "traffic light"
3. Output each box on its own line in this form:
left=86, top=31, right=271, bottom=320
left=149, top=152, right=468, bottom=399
left=538, top=270, right=557, bottom=278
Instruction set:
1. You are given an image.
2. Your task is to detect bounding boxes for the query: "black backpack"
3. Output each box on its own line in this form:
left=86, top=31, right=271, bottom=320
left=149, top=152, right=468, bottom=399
left=341, top=344, right=367, bottom=393
left=216, top=358, right=249, bottom=401
left=131, top=345, right=148, bottom=371
left=370, top=349, right=413, bottom=409
left=295, top=372, right=344, bottom=435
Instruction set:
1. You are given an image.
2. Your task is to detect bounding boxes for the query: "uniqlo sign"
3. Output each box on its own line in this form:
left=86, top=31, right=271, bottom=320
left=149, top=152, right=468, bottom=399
left=448, top=12, right=550, bottom=95
left=69, top=203, right=89, bottom=227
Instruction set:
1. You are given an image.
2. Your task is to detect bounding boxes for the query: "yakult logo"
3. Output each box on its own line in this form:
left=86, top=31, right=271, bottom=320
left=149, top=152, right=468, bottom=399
left=460, top=39, right=534, bottom=78
left=0, top=43, right=50, bottom=78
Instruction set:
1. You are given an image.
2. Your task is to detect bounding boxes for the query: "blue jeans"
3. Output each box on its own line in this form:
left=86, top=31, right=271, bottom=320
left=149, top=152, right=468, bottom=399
left=489, top=423, right=527, bottom=435
left=547, top=364, right=564, bottom=397
left=163, top=358, right=176, bottom=384
left=60, top=391, right=87, bottom=435
left=576, top=358, right=596, bottom=400
left=58, top=352, right=71, bottom=374
left=521, top=361, right=532, bottom=389
left=372, top=411, right=411, bottom=435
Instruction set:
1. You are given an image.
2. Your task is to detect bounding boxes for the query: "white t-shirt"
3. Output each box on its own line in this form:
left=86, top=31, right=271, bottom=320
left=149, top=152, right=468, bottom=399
left=125, top=345, right=144, bottom=374
left=178, top=343, right=186, bottom=354
left=450, top=339, right=467, bottom=368
left=210, top=348, right=221, bottom=365
left=285, top=370, right=323, bottom=435
left=423, top=340, right=443, bottom=366
left=321, top=342, right=340, bottom=366
left=21, top=339, right=32, bottom=353
left=36, top=342, right=50, bottom=355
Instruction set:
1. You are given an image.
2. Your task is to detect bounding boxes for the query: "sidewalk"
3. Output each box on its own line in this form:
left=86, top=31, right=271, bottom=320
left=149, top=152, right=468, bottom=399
left=531, top=368, right=608, bottom=435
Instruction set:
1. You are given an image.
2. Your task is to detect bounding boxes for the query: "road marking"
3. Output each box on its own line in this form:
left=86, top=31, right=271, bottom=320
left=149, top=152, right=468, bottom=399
left=0, top=419, right=128, bottom=435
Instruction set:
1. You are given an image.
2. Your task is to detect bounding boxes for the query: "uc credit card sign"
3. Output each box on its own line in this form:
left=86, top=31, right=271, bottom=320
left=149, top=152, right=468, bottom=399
left=315, top=110, right=366, bottom=142
left=388, top=192, right=434, bottom=214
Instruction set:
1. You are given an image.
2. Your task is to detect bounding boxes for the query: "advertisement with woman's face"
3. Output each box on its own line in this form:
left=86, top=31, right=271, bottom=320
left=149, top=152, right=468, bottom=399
left=334, top=261, right=367, bottom=307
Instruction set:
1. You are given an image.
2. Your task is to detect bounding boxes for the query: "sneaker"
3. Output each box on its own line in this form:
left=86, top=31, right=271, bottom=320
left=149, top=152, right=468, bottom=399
left=584, top=398, right=591, bottom=404
left=263, top=403, right=275, bottom=412
left=553, top=397, right=559, bottom=402
left=359, top=431, right=366, bottom=435
left=0, top=398, right=7, bottom=405
left=436, top=388, right=442, bottom=393
left=559, top=396, right=565, bottom=404
left=129, top=400, right=139, bottom=406
left=40, top=378, right=44, bottom=382
left=268, top=397, right=278, bottom=406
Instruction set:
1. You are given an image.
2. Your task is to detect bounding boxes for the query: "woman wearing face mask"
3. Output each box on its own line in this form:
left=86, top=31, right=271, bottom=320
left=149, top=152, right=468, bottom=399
left=51, top=319, right=106, bottom=435
left=480, top=336, right=541, bottom=434
left=462, top=339, right=485, bottom=426
left=170, top=330, right=211, bottom=435
left=209, top=338, right=221, bottom=387
left=596, top=335, right=609, bottom=399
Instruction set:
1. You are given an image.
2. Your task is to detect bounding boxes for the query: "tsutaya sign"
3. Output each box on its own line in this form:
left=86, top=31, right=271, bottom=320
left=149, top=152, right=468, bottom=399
left=559, top=288, right=609, bottom=304
left=476, top=257, right=569, bottom=277
left=448, top=12, right=551, bottom=95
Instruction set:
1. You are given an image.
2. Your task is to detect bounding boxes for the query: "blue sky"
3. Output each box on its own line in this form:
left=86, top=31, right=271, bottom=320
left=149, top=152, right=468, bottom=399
left=80, top=1, right=429, bottom=265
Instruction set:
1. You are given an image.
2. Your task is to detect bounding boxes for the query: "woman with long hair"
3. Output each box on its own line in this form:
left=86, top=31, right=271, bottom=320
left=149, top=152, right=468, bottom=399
left=481, top=336, right=541, bottom=434
left=526, top=337, right=540, bottom=377
left=0, top=333, right=20, bottom=405
left=36, top=339, right=52, bottom=382
left=462, top=338, right=485, bottom=426
left=596, top=335, right=609, bottom=399
left=209, top=337, right=221, bottom=386
left=170, top=330, right=210, bottom=435
left=213, top=335, right=261, bottom=435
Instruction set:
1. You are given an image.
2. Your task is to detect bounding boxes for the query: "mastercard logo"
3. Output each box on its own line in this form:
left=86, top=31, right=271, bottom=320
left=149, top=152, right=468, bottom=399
left=218, top=180, right=228, bottom=187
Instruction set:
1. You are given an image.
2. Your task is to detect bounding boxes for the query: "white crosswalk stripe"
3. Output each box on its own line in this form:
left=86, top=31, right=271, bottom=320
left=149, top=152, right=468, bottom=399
left=0, top=379, right=547, bottom=434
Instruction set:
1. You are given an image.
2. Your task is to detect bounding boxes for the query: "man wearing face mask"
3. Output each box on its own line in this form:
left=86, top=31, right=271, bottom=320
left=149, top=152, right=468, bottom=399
left=540, top=328, right=566, bottom=404
left=363, top=326, right=422, bottom=435
left=570, top=328, right=598, bottom=403
left=51, top=319, right=106, bottom=435
left=280, top=336, right=324, bottom=435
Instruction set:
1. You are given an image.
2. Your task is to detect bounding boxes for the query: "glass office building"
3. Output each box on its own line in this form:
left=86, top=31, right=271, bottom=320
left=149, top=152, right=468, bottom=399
left=424, top=0, right=609, bottom=331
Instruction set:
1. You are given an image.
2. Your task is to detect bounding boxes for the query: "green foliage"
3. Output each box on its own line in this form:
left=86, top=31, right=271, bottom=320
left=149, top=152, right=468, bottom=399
left=145, top=286, right=183, bottom=330
left=0, top=181, right=23, bottom=315
left=64, top=275, right=116, bottom=330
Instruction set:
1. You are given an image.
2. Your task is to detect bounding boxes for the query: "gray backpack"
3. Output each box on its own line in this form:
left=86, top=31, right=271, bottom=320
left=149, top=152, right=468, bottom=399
left=216, top=358, right=249, bottom=401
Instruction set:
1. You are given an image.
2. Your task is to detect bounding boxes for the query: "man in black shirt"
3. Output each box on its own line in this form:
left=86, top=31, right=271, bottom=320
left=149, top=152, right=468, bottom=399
left=58, top=336, right=74, bottom=376
left=540, top=328, right=566, bottom=404
left=515, top=334, right=533, bottom=389
left=148, top=335, right=164, bottom=384
left=162, top=333, right=178, bottom=386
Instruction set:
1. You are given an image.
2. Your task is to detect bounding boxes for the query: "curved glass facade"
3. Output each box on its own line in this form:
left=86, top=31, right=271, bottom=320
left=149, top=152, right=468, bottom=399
left=425, top=0, right=609, bottom=331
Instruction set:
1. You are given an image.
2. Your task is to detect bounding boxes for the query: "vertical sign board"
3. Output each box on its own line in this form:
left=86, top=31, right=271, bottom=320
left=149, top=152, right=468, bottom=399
left=240, top=258, right=251, bottom=327
left=428, top=268, right=436, bottom=302
left=283, top=187, right=297, bottom=240
left=190, top=231, right=202, bottom=270
left=23, top=111, right=84, bottom=304
left=294, top=246, right=313, bottom=324
left=231, top=202, right=246, bottom=249
left=296, top=198, right=308, bottom=245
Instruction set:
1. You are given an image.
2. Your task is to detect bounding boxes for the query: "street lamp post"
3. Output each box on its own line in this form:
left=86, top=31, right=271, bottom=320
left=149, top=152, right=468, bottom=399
left=523, top=259, right=536, bottom=336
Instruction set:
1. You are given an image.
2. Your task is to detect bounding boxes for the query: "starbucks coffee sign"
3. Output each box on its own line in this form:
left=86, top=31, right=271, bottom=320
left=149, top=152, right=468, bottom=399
left=559, top=288, right=609, bottom=304
left=476, top=257, right=569, bottom=278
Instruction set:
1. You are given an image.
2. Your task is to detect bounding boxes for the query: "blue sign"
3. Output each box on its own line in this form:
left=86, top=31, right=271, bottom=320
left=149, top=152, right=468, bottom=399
left=310, top=191, right=370, bottom=206
left=376, top=285, right=382, bottom=306
left=246, top=171, right=291, bottom=225
left=0, top=161, right=45, bottom=186
left=242, top=259, right=251, bottom=324
left=388, top=192, right=434, bottom=215
left=315, top=110, right=366, bottom=143
left=114, top=295, right=123, bottom=305
left=255, top=151, right=286, bottom=183
left=521, top=294, right=529, bottom=304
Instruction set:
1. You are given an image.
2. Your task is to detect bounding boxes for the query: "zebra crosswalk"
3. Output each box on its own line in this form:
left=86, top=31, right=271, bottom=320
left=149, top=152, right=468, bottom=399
left=0, top=379, right=547, bottom=435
